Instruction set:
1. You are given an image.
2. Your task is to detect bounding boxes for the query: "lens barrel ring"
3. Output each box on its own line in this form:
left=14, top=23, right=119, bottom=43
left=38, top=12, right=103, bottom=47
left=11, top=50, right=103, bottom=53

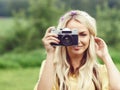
left=61, top=35, right=73, bottom=46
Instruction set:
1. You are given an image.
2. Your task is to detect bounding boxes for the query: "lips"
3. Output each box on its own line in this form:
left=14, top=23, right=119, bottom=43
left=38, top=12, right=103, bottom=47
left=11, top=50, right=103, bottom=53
left=73, top=45, right=82, bottom=50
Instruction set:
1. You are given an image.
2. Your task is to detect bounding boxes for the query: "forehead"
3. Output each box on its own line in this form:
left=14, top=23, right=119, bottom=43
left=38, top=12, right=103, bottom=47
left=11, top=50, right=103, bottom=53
left=66, top=19, right=89, bottom=32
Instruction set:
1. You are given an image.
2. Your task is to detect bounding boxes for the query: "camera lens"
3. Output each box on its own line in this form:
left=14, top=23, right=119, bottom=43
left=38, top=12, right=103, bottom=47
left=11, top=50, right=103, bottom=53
left=61, top=35, right=73, bottom=46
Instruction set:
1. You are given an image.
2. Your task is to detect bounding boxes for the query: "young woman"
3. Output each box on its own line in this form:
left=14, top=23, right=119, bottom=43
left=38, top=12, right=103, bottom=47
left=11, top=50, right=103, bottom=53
left=34, top=10, right=120, bottom=90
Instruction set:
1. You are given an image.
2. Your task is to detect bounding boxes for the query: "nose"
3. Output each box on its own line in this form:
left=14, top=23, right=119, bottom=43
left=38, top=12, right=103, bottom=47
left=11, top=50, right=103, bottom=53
left=78, top=36, right=81, bottom=44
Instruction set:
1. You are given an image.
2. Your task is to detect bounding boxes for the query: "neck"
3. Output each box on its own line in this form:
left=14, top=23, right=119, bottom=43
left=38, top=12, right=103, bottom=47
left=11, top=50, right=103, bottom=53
left=69, top=54, right=84, bottom=72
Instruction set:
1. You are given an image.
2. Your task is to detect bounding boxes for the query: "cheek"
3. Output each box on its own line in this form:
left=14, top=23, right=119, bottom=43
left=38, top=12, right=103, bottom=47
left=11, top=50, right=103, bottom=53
left=79, top=37, right=90, bottom=45
left=85, top=38, right=90, bottom=44
left=85, top=38, right=90, bottom=47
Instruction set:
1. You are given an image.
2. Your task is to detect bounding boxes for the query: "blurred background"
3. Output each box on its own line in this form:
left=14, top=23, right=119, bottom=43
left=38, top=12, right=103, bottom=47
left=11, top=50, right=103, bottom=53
left=0, top=0, right=120, bottom=90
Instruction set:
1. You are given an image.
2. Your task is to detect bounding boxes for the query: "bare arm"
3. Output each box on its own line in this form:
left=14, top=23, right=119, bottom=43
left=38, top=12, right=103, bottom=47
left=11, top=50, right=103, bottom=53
left=37, top=53, right=55, bottom=90
left=102, top=54, right=120, bottom=90
left=37, top=27, right=59, bottom=90
left=95, top=37, right=120, bottom=90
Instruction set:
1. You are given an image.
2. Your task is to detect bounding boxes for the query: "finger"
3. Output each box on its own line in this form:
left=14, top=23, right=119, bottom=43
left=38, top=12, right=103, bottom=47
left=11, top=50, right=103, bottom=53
left=45, top=26, right=55, bottom=35
left=95, top=37, right=105, bottom=43
left=45, top=33, right=58, bottom=38
left=94, top=37, right=101, bottom=43
left=43, top=33, right=59, bottom=44
left=47, top=36, right=60, bottom=43
left=94, top=37, right=104, bottom=45
left=42, top=36, right=60, bottom=45
left=95, top=37, right=108, bottom=50
left=44, top=39, right=59, bottom=46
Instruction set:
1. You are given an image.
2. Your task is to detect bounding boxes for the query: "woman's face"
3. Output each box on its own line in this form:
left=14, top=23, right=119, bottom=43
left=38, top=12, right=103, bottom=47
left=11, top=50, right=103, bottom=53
left=66, top=19, right=90, bottom=57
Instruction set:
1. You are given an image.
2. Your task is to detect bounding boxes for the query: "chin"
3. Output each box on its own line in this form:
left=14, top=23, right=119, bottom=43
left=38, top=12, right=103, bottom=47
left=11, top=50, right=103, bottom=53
left=72, top=50, right=84, bottom=55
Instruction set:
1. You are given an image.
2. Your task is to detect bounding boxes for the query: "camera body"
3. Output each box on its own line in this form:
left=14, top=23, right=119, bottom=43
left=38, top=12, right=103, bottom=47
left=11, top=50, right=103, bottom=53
left=50, top=28, right=78, bottom=46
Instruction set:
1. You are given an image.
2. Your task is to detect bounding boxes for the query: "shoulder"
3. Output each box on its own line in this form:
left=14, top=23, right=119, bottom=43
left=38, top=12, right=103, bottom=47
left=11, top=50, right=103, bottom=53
left=95, top=64, right=108, bottom=81
left=39, top=60, right=46, bottom=76
left=96, top=64, right=108, bottom=79
left=40, top=60, right=46, bottom=68
left=97, top=64, right=107, bottom=73
left=34, top=60, right=46, bottom=90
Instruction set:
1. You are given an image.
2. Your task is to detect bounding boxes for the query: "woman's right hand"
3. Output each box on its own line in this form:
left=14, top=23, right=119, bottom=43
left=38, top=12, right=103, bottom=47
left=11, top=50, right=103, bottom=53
left=42, top=27, right=60, bottom=53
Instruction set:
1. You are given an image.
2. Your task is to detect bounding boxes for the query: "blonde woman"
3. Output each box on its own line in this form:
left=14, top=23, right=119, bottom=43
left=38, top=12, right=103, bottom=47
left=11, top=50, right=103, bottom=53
left=34, top=10, right=120, bottom=90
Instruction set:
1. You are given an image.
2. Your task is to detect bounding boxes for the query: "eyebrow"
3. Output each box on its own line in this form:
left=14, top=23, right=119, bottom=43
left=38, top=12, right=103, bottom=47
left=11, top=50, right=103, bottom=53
left=79, top=30, right=89, bottom=33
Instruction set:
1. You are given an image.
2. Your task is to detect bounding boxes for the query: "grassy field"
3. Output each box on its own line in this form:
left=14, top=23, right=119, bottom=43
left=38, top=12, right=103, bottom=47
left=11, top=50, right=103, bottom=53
left=0, top=68, right=40, bottom=90
left=0, top=65, right=120, bottom=90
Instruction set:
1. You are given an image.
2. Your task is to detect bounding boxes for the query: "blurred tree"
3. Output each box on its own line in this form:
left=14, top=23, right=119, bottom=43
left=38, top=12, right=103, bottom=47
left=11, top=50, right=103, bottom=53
left=0, top=0, right=29, bottom=16
left=96, top=3, right=120, bottom=49
left=10, top=0, right=64, bottom=52
left=108, top=0, right=120, bottom=8
left=0, top=0, right=120, bottom=17
left=58, top=0, right=97, bottom=16
left=28, top=0, right=63, bottom=38
left=1, top=0, right=120, bottom=53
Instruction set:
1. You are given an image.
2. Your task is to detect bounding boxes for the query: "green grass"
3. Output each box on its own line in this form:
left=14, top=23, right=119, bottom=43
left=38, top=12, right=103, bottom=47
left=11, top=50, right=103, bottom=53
left=0, top=68, right=40, bottom=90
left=0, top=66, right=120, bottom=90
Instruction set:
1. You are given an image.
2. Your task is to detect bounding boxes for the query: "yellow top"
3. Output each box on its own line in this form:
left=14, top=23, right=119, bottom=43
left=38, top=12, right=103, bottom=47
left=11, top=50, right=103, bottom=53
left=34, top=61, right=109, bottom=90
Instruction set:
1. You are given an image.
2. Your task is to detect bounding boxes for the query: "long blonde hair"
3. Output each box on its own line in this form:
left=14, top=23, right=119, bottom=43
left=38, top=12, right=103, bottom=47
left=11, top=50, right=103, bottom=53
left=53, top=10, right=101, bottom=90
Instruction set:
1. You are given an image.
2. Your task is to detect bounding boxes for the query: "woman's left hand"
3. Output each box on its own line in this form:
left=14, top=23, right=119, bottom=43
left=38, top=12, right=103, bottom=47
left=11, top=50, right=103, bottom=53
left=95, top=37, right=120, bottom=89
left=94, top=37, right=109, bottom=60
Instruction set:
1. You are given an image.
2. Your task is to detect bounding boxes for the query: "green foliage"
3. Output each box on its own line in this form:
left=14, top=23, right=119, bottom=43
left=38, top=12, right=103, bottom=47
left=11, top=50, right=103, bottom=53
left=0, top=0, right=120, bottom=69
left=59, top=0, right=97, bottom=16
left=1, top=0, right=120, bottom=53
left=0, top=49, right=46, bottom=69
left=98, top=47, right=120, bottom=64
left=96, top=4, right=120, bottom=49
left=0, top=18, right=15, bottom=54
left=12, top=11, right=37, bottom=51
left=0, top=0, right=29, bottom=16
left=0, top=47, right=119, bottom=69
left=28, top=0, right=63, bottom=37
left=0, top=0, right=64, bottom=53
left=6, top=0, right=64, bottom=52
left=109, top=48, right=120, bottom=63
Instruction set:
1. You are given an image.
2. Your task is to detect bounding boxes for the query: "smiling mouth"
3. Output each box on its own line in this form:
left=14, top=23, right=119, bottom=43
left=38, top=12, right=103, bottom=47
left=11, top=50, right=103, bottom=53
left=73, top=45, right=82, bottom=50
left=73, top=45, right=83, bottom=47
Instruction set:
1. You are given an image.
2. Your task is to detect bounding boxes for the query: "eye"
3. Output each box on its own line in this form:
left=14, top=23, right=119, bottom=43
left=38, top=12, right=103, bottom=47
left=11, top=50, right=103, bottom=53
left=79, top=33, right=87, bottom=36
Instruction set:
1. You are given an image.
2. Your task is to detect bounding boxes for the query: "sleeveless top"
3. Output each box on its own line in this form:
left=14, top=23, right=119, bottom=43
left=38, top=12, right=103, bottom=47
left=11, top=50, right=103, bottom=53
left=34, top=60, right=109, bottom=90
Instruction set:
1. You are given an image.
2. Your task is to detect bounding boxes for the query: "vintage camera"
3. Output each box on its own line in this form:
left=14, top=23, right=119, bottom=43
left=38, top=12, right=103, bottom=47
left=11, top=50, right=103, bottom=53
left=50, top=28, right=78, bottom=46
